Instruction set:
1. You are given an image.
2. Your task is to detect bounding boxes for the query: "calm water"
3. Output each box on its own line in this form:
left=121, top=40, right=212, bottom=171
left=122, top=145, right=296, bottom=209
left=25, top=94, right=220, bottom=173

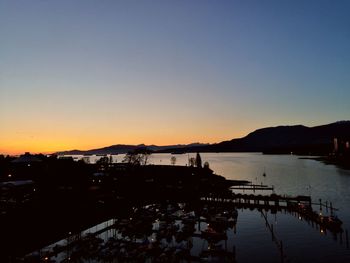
left=66, top=153, right=350, bottom=262
left=155, top=153, right=350, bottom=263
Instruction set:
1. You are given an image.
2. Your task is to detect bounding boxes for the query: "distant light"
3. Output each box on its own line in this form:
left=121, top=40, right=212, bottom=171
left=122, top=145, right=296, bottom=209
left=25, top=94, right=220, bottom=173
left=298, top=216, right=302, bottom=220
left=8, top=174, right=12, bottom=178
left=27, top=164, right=31, bottom=167
left=44, top=257, right=49, bottom=261
left=320, top=229, right=324, bottom=234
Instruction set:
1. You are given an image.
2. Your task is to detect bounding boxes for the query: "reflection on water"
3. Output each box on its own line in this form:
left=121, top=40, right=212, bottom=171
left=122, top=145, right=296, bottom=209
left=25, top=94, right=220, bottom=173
left=57, top=153, right=350, bottom=262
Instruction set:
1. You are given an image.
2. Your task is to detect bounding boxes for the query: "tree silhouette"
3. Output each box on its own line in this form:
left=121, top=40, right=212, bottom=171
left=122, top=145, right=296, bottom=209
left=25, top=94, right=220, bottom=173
left=122, top=148, right=151, bottom=165
left=195, top=153, right=202, bottom=168
left=188, top=157, right=196, bottom=167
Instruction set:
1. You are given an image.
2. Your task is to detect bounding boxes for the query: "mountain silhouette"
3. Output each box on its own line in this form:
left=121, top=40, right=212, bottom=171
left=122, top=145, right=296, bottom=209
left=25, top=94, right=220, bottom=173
left=57, top=121, right=350, bottom=155
left=57, top=143, right=209, bottom=155
left=194, top=121, right=350, bottom=154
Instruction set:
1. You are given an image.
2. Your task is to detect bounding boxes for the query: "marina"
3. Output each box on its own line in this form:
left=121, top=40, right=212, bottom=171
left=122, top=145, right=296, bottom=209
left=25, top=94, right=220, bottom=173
left=23, top=203, right=239, bottom=262
left=23, top=193, right=347, bottom=263
left=2, top=153, right=350, bottom=262
left=22, top=189, right=346, bottom=263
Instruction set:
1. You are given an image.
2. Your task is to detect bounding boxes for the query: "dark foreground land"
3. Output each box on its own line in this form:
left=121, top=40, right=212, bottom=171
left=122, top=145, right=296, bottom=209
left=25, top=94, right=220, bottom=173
left=1, top=154, right=345, bottom=262
left=0, top=154, right=246, bottom=261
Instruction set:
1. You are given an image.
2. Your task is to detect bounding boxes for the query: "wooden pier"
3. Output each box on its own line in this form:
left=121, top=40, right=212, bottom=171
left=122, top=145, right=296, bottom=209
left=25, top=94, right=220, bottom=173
left=200, top=193, right=344, bottom=235
left=230, top=184, right=274, bottom=191
left=201, top=193, right=312, bottom=210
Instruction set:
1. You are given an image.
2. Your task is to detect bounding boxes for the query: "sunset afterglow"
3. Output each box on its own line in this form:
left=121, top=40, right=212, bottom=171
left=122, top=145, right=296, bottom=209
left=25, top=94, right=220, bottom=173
left=1, top=1, right=349, bottom=155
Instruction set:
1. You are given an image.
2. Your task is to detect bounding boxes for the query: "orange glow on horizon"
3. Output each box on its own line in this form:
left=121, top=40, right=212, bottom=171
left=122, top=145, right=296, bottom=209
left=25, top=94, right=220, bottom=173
left=0, top=130, right=248, bottom=156
left=0, top=114, right=253, bottom=156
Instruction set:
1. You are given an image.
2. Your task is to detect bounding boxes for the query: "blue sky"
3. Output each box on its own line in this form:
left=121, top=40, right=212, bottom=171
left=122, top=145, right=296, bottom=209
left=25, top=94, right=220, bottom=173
left=1, top=0, right=349, bottom=153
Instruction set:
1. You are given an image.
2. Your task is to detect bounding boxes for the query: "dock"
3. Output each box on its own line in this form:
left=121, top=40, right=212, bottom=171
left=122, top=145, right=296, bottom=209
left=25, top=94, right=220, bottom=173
left=200, top=192, right=344, bottom=234
left=230, top=184, right=274, bottom=191
left=201, top=193, right=312, bottom=210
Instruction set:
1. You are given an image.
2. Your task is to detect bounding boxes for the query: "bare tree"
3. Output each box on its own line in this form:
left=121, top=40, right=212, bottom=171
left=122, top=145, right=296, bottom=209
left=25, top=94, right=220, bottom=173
left=188, top=157, right=196, bottom=167
left=142, top=152, right=150, bottom=165
left=97, top=156, right=109, bottom=164
left=170, top=156, right=176, bottom=165
left=123, top=152, right=140, bottom=165
left=122, top=148, right=151, bottom=166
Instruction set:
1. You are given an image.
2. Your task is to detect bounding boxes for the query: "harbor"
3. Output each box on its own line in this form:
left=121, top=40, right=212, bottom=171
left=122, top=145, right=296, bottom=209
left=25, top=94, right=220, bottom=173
left=23, top=202, right=239, bottom=263
left=22, top=195, right=347, bottom=263
left=2, top=152, right=350, bottom=262
left=21, top=189, right=346, bottom=263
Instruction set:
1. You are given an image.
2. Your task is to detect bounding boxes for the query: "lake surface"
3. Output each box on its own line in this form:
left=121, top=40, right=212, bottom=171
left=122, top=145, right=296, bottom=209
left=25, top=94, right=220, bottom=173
left=63, top=153, right=350, bottom=262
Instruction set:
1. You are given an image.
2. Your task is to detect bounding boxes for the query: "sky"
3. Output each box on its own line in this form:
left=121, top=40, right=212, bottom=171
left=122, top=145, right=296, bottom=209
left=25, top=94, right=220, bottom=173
left=1, top=0, right=350, bottom=155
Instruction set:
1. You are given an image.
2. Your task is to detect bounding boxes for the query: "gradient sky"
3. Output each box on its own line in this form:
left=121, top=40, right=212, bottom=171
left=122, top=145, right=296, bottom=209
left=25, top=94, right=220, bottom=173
left=1, top=0, right=350, bottom=154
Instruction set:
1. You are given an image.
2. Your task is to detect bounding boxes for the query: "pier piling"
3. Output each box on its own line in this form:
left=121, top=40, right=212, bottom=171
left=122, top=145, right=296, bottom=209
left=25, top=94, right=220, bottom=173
left=330, top=202, right=333, bottom=216
left=346, top=229, right=349, bottom=249
left=280, top=240, right=284, bottom=263
left=340, top=231, right=343, bottom=245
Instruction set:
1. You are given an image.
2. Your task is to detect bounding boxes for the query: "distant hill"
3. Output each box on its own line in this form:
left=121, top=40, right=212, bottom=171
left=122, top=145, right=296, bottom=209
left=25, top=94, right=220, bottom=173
left=57, top=121, right=350, bottom=155
left=56, top=143, right=210, bottom=155
left=187, top=121, right=350, bottom=154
